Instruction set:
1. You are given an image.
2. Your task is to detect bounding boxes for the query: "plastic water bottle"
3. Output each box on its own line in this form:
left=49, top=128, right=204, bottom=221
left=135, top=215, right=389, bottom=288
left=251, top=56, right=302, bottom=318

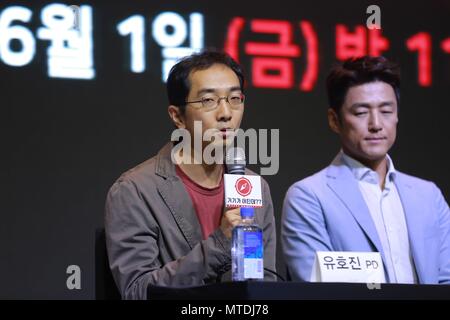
left=231, top=207, right=264, bottom=281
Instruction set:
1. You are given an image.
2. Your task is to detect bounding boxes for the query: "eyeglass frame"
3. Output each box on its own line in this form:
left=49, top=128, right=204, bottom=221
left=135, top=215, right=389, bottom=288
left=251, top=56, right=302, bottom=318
left=185, top=92, right=245, bottom=110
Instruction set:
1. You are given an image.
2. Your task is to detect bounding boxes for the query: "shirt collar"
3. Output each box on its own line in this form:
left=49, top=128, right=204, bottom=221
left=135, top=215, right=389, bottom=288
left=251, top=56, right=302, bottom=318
left=341, top=150, right=396, bottom=185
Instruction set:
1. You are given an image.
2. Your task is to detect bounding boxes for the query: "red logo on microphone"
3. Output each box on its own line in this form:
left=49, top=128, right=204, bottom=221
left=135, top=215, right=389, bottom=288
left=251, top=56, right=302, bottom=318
left=235, top=177, right=252, bottom=197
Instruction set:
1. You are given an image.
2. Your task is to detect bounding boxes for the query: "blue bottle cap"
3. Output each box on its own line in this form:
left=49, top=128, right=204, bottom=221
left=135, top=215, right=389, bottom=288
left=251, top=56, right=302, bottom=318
left=240, top=207, right=254, bottom=218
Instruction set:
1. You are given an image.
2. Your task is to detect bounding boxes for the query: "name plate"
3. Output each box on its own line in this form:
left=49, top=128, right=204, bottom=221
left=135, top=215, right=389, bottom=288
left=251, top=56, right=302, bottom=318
left=310, top=251, right=386, bottom=283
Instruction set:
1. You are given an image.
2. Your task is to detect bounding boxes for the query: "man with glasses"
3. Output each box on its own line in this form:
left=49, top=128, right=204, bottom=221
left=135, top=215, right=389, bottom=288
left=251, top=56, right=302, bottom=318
left=105, top=50, right=277, bottom=299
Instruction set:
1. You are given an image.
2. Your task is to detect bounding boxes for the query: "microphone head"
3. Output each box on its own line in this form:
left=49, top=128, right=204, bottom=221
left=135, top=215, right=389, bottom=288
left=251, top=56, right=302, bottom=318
left=225, top=147, right=246, bottom=175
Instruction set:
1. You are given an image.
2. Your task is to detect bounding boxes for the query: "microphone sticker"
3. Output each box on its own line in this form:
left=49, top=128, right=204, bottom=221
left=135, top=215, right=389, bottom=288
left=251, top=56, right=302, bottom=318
left=235, top=177, right=252, bottom=197
left=224, top=174, right=262, bottom=208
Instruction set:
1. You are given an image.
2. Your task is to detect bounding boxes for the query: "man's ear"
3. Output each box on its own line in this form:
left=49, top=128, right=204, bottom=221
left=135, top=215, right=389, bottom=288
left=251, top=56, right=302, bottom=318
left=327, top=108, right=341, bottom=134
left=168, top=105, right=185, bottom=129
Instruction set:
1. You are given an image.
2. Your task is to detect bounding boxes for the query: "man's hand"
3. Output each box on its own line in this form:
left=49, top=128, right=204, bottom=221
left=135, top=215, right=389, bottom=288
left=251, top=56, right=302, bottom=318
left=220, top=207, right=241, bottom=239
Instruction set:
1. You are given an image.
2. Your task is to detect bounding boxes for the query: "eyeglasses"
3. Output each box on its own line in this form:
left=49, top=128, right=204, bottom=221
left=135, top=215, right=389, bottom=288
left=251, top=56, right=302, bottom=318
left=185, top=93, right=245, bottom=111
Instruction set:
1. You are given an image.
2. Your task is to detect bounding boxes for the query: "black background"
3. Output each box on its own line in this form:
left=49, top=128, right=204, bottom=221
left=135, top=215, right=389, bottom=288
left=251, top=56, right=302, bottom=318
left=1, top=0, right=449, bottom=299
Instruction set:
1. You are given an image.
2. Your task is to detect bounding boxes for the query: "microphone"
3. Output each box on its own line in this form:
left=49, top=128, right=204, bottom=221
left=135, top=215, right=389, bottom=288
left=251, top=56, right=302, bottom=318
left=225, top=147, right=246, bottom=175
left=224, top=147, right=262, bottom=208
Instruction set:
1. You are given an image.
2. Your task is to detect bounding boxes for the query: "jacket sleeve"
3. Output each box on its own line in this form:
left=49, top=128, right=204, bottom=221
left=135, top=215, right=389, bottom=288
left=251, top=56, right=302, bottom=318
left=104, top=178, right=231, bottom=300
left=281, top=181, right=334, bottom=281
left=260, top=178, right=278, bottom=281
left=434, top=183, right=450, bottom=284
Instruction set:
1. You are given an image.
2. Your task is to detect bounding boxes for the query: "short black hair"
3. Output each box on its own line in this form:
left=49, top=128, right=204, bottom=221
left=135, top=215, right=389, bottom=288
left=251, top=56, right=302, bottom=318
left=167, top=50, right=245, bottom=111
left=326, top=56, right=400, bottom=114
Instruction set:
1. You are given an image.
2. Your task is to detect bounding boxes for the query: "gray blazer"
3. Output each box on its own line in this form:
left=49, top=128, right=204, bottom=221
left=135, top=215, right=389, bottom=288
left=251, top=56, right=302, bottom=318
left=105, top=143, right=277, bottom=299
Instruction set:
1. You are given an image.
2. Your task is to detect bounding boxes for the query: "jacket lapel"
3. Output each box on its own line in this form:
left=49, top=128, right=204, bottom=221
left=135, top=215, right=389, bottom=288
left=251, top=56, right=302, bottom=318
left=326, top=155, right=386, bottom=261
left=394, top=173, right=427, bottom=283
left=155, top=143, right=203, bottom=249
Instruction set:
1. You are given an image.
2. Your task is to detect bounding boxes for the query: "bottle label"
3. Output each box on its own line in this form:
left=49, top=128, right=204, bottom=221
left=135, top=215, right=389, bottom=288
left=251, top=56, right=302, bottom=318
left=243, top=231, right=264, bottom=279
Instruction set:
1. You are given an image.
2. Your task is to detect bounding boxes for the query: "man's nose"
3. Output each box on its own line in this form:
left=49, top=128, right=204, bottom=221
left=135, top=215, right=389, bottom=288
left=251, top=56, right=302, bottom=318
left=216, top=97, right=232, bottom=120
left=368, top=111, right=382, bottom=132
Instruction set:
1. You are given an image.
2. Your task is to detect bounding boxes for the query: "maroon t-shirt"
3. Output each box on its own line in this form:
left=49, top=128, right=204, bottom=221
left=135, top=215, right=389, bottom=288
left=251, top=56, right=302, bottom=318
left=175, top=165, right=224, bottom=239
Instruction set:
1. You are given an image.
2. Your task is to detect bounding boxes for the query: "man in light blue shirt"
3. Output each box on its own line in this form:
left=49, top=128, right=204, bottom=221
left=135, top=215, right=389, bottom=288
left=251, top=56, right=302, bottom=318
left=282, top=56, right=450, bottom=284
left=341, top=152, right=416, bottom=283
